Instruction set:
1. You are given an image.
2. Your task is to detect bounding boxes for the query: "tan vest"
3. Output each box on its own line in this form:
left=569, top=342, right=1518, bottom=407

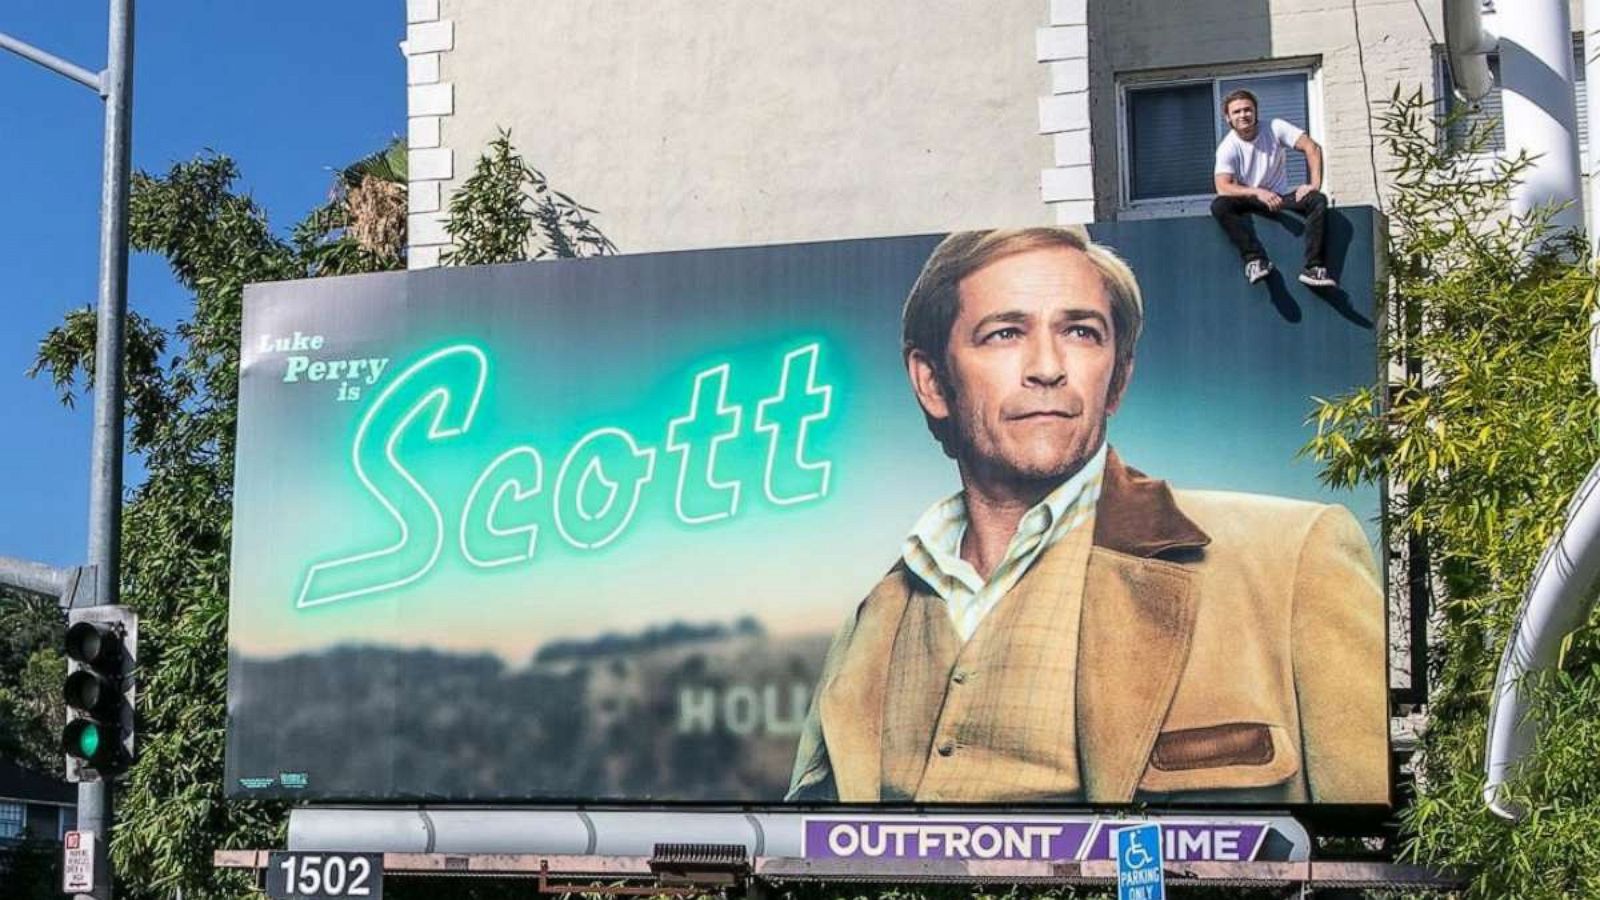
left=879, top=516, right=1096, bottom=802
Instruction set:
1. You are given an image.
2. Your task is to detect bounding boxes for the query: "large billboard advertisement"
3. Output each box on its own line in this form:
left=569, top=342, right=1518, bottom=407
left=226, top=211, right=1388, bottom=807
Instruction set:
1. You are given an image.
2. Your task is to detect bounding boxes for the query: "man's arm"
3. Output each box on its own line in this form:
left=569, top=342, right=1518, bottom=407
left=1290, top=505, right=1389, bottom=804
left=1215, top=172, right=1283, bottom=211
left=786, top=686, right=838, bottom=800
left=1291, top=134, right=1323, bottom=201
left=785, top=602, right=867, bottom=802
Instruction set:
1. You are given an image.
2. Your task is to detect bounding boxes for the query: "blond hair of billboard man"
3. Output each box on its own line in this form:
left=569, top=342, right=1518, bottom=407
left=786, top=226, right=1389, bottom=805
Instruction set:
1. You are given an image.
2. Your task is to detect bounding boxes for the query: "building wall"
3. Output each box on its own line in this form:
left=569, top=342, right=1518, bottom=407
left=412, top=0, right=1067, bottom=262
left=407, top=0, right=1591, bottom=259
left=1088, top=0, right=1444, bottom=218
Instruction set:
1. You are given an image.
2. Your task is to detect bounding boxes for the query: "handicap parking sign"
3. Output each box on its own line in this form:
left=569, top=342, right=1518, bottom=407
left=1114, top=823, right=1165, bottom=900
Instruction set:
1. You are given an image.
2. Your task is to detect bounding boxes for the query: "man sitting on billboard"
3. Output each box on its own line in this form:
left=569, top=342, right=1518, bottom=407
left=786, top=226, right=1387, bottom=805
left=1209, top=89, right=1335, bottom=289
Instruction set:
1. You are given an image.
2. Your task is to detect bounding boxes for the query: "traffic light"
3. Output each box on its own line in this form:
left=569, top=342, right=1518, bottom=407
left=62, top=607, right=137, bottom=781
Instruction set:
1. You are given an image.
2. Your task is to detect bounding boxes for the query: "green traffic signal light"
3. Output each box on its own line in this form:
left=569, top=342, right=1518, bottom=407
left=63, top=718, right=119, bottom=768
left=78, top=723, right=100, bottom=758
left=62, top=612, right=136, bottom=778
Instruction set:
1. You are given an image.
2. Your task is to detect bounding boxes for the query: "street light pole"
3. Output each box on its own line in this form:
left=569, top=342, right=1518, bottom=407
left=90, top=0, right=133, bottom=613
left=82, top=3, right=134, bottom=898
left=1, top=3, right=135, bottom=898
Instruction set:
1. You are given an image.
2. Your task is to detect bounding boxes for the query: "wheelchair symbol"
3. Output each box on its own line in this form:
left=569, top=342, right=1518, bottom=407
left=1123, top=836, right=1154, bottom=869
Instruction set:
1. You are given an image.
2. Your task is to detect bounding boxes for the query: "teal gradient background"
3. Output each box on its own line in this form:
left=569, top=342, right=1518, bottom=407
left=225, top=211, right=1382, bottom=801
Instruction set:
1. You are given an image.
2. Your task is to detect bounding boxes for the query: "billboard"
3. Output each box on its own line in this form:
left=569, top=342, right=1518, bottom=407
left=225, top=211, right=1389, bottom=807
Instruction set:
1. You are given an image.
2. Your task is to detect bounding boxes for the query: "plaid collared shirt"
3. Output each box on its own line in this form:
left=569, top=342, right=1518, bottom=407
left=901, top=443, right=1107, bottom=642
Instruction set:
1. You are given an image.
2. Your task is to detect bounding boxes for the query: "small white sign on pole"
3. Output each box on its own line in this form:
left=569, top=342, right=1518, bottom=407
left=62, top=830, right=96, bottom=893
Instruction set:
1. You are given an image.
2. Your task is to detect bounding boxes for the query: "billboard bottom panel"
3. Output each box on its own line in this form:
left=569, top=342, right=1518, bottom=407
left=287, top=809, right=1310, bottom=863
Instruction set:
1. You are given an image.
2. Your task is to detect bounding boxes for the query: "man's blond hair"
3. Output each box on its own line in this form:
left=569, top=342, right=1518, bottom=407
left=900, top=226, right=1144, bottom=457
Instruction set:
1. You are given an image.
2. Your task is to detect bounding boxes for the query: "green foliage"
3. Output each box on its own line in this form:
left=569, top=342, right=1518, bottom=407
left=443, top=128, right=617, bottom=265
left=26, top=137, right=611, bottom=898
left=338, top=137, right=409, bottom=186
left=1304, top=88, right=1600, bottom=897
left=0, top=589, right=66, bottom=775
left=31, top=153, right=333, bottom=900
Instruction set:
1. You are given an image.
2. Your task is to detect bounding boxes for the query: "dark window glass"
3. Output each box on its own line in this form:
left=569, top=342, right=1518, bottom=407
left=0, top=802, right=24, bottom=840
left=1127, top=83, right=1215, bottom=200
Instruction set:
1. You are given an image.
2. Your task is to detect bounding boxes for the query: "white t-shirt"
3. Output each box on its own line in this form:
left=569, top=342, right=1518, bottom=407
left=1214, top=118, right=1306, bottom=195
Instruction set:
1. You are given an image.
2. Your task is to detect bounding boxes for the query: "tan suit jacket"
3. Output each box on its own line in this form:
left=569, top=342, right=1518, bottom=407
left=787, top=449, right=1390, bottom=805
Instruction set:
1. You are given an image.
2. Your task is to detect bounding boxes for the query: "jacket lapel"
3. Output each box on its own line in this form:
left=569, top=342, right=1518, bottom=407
left=1077, top=449, right=1209, bottom=801
left=817, top=569, right=915, bottom=801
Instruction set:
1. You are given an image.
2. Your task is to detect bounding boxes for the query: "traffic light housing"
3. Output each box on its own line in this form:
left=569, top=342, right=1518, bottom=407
left=63, top=607, right=136, bottom=781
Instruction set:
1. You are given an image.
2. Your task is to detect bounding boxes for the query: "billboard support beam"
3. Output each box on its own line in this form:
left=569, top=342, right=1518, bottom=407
left=214, top=850, right=1467, bottom=893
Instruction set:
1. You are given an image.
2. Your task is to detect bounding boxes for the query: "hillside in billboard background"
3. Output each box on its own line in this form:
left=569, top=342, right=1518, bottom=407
left=228, top=620, right=831, bottom=800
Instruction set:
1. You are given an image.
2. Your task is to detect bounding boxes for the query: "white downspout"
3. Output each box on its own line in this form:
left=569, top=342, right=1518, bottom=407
left=1450, top=0, right=1597, bottom=821
left=1496, top=0, right=1583, bottom=231
left=1484, top=460, right=1600, bottom=819
left=1586, top=0, right=1600, bottom=389
left=1444, top=0, right=1496, bottom=101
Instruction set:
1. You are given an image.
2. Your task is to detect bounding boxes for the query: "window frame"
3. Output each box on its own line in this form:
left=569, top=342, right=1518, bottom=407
left=1115, top=60, right=1325, bottom=219
left=0, top=800, right=24, bottom=841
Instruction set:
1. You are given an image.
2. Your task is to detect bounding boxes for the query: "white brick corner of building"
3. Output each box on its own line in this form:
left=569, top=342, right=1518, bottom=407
left=1037, top=1, right=1092, bottom=225
left=404, top=2, right=455, bottom=269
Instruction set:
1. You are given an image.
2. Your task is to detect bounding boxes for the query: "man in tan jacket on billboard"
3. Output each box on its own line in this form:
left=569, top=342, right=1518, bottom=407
left=787, top=227, right=1388, bottom=806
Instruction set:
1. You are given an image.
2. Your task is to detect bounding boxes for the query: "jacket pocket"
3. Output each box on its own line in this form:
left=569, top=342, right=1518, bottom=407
left=1136, top=722, right=1300, bottom=794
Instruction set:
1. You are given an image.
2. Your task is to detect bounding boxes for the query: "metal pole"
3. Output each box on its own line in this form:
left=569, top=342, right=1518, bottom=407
left=81, top=0, right=134, bottom=897
left=0, top=554, right=71, bottom=600
left=0, top=30, right=102, bottom=92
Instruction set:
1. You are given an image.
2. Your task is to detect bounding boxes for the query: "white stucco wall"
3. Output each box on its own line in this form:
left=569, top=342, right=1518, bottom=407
left=424, top=0, right=1060, bottom=258
left=409, top=0, right=1591, bottom=256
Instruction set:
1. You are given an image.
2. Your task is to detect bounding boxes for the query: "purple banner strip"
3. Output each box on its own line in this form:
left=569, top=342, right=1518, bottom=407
left=804, top=819, right=1092, bottom=861
left=803, top=818, right=1270, bottom=863
left=1084, top=823, right=1266, bottom=862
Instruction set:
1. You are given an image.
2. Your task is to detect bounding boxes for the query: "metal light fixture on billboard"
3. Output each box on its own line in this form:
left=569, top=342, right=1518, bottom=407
left=63, top=607, right=137, bottom=780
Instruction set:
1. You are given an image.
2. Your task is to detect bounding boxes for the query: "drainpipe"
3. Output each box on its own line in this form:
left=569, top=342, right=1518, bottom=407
left=1588, top=0, right=1600, bottom=390
left=1444, top=0, right=1496, bottom=102
left=1496, top=0, right=1583, bottom=231
left=1449, top=0, right=1598, bottom=821
left=1480, top=0, right=1600, bottom=822
left=1484, top=460, right=1600, bottom=819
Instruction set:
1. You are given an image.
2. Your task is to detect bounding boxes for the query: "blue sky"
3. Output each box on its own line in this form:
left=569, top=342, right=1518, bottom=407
left=1, top=1, right=404, bottom=566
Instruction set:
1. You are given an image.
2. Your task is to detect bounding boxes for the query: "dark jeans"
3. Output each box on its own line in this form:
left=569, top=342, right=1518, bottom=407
left=1210, top=190, right=1327, bottom=269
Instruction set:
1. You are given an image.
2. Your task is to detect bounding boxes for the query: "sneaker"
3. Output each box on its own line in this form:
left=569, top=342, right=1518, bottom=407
left=1245, top=259, right=1273, bottom=284
left=1298, top=266, right=1337, bottom=288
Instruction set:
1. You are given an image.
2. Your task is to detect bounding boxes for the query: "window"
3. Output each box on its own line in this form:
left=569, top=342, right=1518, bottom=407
left=1444, top=36, right=1587, bottom=159
left=1121, top=68, right=1316, bottom=208
left=0, top=802, right=23, bottom=840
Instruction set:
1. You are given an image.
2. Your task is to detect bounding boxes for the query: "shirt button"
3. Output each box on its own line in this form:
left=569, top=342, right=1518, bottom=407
left=937, top=742, right=955, bottom=757
left=951, top=671, right=968, bottom=685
